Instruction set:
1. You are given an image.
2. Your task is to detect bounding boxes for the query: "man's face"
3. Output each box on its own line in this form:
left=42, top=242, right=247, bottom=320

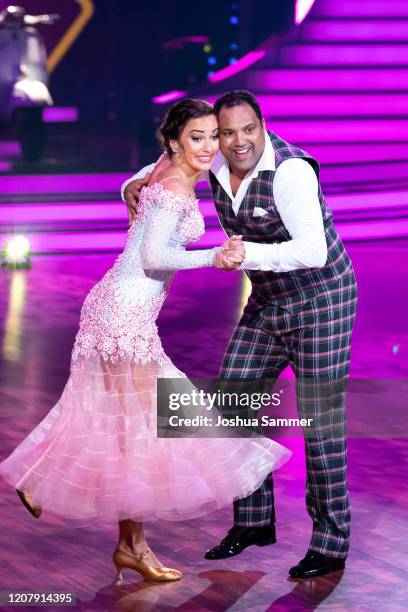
left=218, top=103, right=266, bottom=176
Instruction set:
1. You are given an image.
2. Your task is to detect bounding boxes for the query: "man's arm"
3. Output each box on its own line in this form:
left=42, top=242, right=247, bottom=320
left=120, top=163, right=156, bottom=201
left=240, top=158, right=328, bottom=272
left=121, top=161, right=209, bottom=224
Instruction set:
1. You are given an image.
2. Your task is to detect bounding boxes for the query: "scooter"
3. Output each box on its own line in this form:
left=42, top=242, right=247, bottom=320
left=0, top=5, right=59, bottom=162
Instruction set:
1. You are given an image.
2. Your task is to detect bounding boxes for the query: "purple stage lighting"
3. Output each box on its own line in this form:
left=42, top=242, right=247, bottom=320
left=295, top=0, right=316, bottom=25
left=208, top=50, right=266, bottom=84
left=43, top=107, right=79, bottom=123
left=152, top=90, right=188, bottom=105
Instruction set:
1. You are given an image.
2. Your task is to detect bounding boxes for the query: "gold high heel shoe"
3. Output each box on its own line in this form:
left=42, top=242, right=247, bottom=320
left=112, top=546, right=183, bottom=584
left=16, top=490, right=42, bottom=519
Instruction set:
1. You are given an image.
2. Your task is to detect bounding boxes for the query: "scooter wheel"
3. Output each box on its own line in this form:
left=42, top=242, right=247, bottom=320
left=15, top=107, right=46, bottom=163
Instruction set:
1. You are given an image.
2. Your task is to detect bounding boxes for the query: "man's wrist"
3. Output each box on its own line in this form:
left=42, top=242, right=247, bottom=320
left=238, top=241, right=263, bottom=270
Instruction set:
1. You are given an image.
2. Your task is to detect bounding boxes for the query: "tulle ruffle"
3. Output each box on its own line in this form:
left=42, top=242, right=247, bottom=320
left=0, top=355, right=291, bottom=524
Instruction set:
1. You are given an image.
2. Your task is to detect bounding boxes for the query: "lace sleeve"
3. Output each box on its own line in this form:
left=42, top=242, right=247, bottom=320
left=140, top=205, right=217, bottom=270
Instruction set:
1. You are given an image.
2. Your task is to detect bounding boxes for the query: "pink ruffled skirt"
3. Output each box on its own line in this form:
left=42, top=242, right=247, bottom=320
left=0, top=355, right=291, bottom=523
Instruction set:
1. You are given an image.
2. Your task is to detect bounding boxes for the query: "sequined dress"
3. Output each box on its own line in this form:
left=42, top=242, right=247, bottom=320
left=0, top=183, right=290, bottom=523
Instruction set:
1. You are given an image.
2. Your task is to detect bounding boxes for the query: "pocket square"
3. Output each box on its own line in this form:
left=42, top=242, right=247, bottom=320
left=253, top=207, right=268, bottom=217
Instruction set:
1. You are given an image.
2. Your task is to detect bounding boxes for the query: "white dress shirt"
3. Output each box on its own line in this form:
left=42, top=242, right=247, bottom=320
left=121, top=132, right=328, bottom=272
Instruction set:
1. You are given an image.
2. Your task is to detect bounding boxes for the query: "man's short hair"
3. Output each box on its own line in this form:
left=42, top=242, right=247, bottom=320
left=214, top=90, right=263, bottom=122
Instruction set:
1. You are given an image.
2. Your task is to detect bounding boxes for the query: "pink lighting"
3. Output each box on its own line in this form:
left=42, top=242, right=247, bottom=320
left=163, top=36, right=209, bottom=50
left=0, top=173, right=131, bottom=195
left=281, top=44, right=408, bottom=66
left=265, top=119, right=406, bottom=143
left=302, top=20, right=408, bottom=42
left=208, top=50, right=266, bottom=84
left=318, top=1, right=408, bottom=18
left=152, top=90, right=187, bottom=105
left=247, top=69, right=408, bottom=92
left=43, top=107, right=79, bottom=123
left=295, top=0, right=316, bottom=25
left=254, top=93, right=408, bottom=118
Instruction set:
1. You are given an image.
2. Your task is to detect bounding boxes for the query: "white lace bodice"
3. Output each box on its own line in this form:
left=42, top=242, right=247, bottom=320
left=72, top=183, right=216, bottom=364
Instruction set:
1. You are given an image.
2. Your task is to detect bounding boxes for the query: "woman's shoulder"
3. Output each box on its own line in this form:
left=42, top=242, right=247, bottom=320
left=156, top=172, right=192, bottom=195
left=141, top=174, right=197, bottom=214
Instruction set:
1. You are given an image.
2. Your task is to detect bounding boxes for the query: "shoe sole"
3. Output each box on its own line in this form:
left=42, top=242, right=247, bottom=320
left=16, top=490, right=42, bottom=519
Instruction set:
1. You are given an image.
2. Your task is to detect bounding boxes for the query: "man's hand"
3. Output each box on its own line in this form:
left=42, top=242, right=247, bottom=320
left=124, top=172, right=152, bottom=224
left=214, top=235, right=245, bottom=271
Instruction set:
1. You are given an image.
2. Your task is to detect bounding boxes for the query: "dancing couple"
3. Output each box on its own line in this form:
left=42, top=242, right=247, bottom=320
left=0, top=90, right=357, bottom=582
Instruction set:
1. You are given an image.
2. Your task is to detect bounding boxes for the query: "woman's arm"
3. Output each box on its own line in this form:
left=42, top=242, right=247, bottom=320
left=140, top=205, right=217, bottom=270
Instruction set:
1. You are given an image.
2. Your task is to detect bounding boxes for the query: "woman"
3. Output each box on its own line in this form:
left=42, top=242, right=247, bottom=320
left=0, top=99, right=291, bottom=584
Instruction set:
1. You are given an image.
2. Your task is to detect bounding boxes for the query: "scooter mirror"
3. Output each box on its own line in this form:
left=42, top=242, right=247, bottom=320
left=24, top=14, right=60, bottom=26
left=0, top=5, right=26, bottom=27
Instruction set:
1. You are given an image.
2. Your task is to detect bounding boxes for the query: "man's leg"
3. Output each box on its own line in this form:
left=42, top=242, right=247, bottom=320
left=204, top=318, right=289, bottom=559
left=219, top=319, right=289, bottom=527
left=288, top=272, right=357, bottom=576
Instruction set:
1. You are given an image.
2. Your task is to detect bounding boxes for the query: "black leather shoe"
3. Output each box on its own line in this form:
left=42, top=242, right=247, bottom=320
left=204, top=525, right=276, bottom=560
left=289, top=551, right=346, bottom=579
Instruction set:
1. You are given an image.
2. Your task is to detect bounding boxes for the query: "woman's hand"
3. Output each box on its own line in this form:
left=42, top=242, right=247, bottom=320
left=214, top=235, right=245, bottom=270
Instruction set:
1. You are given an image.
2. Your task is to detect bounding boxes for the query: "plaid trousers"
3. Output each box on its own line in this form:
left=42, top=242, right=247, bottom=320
left=219, top=268, right=358, bottom=558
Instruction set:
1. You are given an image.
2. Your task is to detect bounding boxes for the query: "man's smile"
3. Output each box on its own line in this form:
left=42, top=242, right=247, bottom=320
left=231, top=146, right=252, bottom=161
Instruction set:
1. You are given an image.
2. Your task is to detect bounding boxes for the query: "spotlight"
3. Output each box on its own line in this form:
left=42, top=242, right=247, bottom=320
left=2, top=236, right=31, bottom=269
left=203, top=44, right=212, bottom=53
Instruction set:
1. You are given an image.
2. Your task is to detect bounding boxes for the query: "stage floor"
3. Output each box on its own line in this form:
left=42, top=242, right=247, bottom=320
left=0, top=240, right=407, bottom=611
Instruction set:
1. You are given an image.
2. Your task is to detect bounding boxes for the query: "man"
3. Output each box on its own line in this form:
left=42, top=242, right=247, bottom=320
left=122, top=90, right=358, bottom=579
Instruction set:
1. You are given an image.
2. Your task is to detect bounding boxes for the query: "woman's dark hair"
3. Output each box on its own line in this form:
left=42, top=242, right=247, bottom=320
left=213, top=90, right=263, bottom=122
left=156, top=98, right=215, bottom=156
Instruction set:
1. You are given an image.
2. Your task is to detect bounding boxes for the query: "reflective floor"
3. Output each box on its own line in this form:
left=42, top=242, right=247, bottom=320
left=0, top=239, right=407, bottom=611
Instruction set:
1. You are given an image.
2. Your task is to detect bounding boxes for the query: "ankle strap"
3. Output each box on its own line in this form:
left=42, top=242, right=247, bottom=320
left=117, top=546, right=150, bottom=561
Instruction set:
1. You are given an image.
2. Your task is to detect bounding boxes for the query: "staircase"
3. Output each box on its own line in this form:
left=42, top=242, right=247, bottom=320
left=201, top=0, right=408, bottom=242
left=208, top=0, right=408, bottom=191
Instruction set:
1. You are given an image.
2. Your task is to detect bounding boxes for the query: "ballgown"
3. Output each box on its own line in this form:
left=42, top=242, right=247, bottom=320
left=0, top=182, right=291, bottom=523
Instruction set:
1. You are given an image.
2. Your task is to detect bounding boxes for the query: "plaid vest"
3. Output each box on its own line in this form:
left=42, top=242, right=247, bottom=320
left=209, top=131, right=353, bottom=316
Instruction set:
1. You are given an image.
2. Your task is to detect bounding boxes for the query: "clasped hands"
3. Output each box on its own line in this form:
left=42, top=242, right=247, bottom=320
left=124, top=172, right=245, bottom=271
left=214, top=235, right=245, bottom=271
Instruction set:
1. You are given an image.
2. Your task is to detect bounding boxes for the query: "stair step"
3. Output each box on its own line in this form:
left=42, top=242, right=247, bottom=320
left=255, top=93, right=408, bottom=117
left=0, top=172, right=130, bottom=197
left=246, top=68, right=408, bottom=92
left=321, top=161, right=408, bottom=187
left=2, top=192, right=407, bottom=227
left=301, top=143, right=408, bottom=164
left=301, top=19, right=408, bottom=42
left=2, top=217, right=406, bottom=254
left=329, top=189, right=408, bottom=213
left=280, top=44, right=408, bottom=67
left=0, top=199, right=216, bottom=225
left=180, top=218, right=408, bottom=246
left=265, top=118, right=408, bottom=143
left=0, top=201, right=127, bottom=224
left=314, top=0, right=408, bottom=19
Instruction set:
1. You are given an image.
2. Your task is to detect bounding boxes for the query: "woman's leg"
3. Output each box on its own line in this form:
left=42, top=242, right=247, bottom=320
left=118, top=519, right=146, bottom=553
left=117, top=520, right=164, bottom=567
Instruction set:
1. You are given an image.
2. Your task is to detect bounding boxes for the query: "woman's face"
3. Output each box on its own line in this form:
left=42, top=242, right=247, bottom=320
left=174, top=114, right=219, bottom=172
